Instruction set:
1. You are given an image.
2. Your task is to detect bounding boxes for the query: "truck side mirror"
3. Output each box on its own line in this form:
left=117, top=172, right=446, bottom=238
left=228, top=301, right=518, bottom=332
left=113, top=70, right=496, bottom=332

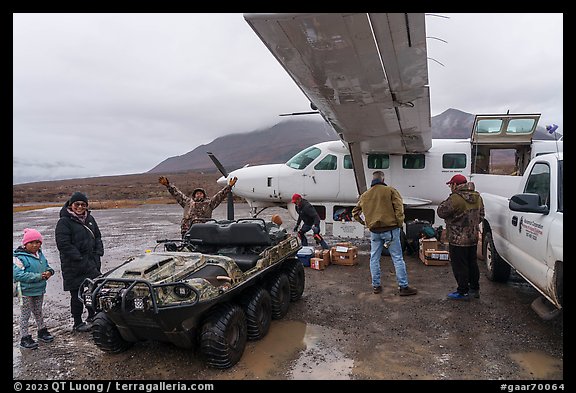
left=509, top=193, right=549, bottom=215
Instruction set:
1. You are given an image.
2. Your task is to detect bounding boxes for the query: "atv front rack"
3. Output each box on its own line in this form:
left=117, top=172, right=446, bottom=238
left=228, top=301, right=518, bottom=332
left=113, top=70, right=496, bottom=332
left=79, top=276, right=201, bottom=314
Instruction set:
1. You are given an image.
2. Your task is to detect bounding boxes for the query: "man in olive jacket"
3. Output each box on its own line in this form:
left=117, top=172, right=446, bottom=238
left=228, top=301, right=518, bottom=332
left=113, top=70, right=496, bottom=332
left=437, top=174, right=485, bottom=300
left=352, top=171, right=417, bottom=296
left=55, top=191, right=103, bottom=332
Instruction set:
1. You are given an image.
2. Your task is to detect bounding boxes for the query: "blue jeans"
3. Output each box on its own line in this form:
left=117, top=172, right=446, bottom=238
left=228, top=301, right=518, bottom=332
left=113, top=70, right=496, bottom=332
left=298, top=223, right=329, bottom=249
left=369, top=228, right=409, bottom=288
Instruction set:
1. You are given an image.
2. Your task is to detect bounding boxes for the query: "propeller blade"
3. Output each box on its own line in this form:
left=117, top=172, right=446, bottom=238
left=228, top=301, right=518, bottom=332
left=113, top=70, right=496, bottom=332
left=206, top=152, right=234, bottom=220
left=206, top=152, right=228, bottom=177
left=227, top=192, right=234, bottom=220
left=279, top=111, right=319, bottom=117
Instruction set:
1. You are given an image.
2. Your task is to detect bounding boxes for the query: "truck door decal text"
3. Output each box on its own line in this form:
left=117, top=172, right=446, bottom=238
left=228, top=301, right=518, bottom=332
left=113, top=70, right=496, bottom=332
left=521, top=217, right=543, bottom=241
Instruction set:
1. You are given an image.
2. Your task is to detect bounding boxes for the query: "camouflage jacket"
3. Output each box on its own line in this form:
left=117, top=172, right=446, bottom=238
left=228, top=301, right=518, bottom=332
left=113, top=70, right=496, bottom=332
left=437, top=182, right=485, bottom=247
left=167, top=184, right=232, bottom=236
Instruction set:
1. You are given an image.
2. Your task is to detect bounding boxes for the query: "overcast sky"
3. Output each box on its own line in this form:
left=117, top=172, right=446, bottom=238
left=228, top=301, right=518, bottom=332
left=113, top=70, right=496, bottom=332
left=13, top=13, right=563, bottom=184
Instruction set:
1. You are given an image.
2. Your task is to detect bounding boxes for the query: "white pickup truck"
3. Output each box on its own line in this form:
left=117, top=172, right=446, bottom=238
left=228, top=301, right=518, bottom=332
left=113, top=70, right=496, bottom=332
left=481, top=152, right=563, bottom=320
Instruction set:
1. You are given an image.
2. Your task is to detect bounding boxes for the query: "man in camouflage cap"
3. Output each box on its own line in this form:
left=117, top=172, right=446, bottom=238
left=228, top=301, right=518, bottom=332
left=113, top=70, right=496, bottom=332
left=159, top=176, right=237, bottom=237
left=438, top=174, right=485, bottom=301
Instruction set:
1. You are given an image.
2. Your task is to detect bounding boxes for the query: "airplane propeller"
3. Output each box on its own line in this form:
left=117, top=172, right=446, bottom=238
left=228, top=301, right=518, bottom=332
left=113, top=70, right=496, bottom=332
left=279, top=111, right=319, bottom=117
left=279, top=102, right=319, bottom=117
left=207, top=152, right=234, bottom=220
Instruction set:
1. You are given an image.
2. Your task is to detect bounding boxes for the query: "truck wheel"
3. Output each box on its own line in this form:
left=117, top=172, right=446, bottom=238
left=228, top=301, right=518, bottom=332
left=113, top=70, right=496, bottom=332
left=200, top=303, right=247, bottom=369
left=238, top=286, right=272, bottom=341
left=285, top=258, right=305, bottom=301
left=91, top=312, right=133, bottom=353
left=484, top=231, right=511, bottom=282
left=267, top=273, right=291, bottom=320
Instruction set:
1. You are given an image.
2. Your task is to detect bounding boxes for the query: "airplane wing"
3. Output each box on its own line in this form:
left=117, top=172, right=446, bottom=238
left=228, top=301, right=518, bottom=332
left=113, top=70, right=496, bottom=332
left=244, top=13, right=432, bottom=193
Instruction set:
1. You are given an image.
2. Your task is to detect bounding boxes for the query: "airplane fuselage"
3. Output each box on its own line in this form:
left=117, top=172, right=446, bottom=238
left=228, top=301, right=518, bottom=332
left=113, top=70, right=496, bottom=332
left=220, top=137, right=563, bottom=227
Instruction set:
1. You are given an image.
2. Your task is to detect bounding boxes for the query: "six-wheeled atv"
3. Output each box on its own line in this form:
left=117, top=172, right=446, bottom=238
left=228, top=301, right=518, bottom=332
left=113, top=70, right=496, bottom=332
left=79, top=218, right=304, bottom=369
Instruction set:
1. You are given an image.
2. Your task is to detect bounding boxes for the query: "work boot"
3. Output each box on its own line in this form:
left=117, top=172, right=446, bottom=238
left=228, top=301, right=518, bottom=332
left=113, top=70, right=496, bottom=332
left=20, top=335, right=39, bottom=350
left=37, top=328, right=54, bottom=343
left=398, top=286, right=418, bottom=296
left=73, top=322, right=92, bottom=332
left=373, top=285, right=382, bottom=294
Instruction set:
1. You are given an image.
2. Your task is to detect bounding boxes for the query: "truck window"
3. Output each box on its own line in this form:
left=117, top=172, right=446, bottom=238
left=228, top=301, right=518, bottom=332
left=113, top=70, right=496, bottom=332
left=524, top=162, right=551, bottom=207
left=558, top=160, right=563, bottom=213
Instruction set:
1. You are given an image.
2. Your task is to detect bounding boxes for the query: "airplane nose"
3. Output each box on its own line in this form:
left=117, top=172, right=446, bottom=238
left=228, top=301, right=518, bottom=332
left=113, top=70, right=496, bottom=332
left=217, top=175, right=227, bottom=187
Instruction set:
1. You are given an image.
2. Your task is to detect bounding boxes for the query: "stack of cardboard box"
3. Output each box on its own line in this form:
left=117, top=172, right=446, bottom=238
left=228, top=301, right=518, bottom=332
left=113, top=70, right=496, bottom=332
left=418, top=238, right=450, bottom=266
left=330, top=242, right=359, bottom=266
left=310, top=249, right=331, bottom=270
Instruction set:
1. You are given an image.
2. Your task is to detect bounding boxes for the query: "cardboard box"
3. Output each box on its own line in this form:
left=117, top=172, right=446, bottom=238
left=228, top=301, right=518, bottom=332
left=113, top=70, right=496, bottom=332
left=418, top=238, right=449, bottom=266
left=330, top=245, right=358, bottom=266
left=335, top=242, right=353, bottom=248
left=310, top=257, right=328, bottom=270
left=314, top=249, right=331, bottom=266
left=420, top=238, right=439, bottom=252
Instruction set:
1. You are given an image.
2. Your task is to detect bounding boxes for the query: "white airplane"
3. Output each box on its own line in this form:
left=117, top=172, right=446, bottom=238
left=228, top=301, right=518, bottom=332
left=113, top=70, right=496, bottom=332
left=217, top=13, right=563, bottom=237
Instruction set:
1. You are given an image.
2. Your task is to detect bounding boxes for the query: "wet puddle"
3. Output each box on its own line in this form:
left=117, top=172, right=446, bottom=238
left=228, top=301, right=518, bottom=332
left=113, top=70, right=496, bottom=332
left=221, top=320, right=353, bottom=380
left=510, top=351, right=563, bottom=379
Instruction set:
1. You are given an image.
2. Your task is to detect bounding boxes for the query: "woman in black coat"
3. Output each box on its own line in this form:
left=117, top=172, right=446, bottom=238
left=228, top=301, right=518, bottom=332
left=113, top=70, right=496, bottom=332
left=55, top=191, right=104, bottom=332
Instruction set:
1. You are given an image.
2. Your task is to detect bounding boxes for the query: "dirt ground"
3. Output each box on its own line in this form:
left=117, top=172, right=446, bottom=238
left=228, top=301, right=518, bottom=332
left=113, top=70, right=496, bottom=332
left=12, top=203, right=563, bottom=382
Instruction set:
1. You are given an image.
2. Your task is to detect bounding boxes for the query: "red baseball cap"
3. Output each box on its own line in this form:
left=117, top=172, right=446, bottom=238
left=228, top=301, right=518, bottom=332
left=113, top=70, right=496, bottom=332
left=291, top=193, right=302, bottom=203
left=446, top=174, right=467, bottom=185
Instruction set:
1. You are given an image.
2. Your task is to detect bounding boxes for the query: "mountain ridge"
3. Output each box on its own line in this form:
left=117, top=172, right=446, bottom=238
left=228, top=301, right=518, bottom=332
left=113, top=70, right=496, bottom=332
left=148, top=108, right=556, bottom=174
left=13, top=108, right=559, bottom=203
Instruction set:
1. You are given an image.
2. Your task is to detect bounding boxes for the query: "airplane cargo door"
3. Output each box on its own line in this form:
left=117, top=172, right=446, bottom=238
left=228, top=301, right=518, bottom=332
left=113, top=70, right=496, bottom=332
left=302, top=153, right=340, bottom=200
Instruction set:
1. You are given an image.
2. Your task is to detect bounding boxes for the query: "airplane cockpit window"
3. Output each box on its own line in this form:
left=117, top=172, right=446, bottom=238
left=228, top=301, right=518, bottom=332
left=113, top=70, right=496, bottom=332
left=442, top=154, right=466, bottom=169
left=506, top=119, right=535, bottom=134
left=476, top=119, right=503, bottom=134
left=314, top=154, right=337, bottom=170
left=367, top=154, right=389, bottom=169
left=402, top=154, right=425, bottom=169
left=524, top=162, right=550, bottom=207
left=286, top=147, right=321, bottom=170
left=343, top=155, right=353, bottom=169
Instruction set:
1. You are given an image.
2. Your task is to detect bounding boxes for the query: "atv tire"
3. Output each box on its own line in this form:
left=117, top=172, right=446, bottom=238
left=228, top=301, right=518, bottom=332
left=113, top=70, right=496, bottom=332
left=91, top=312, right=133, bottom=353
left=284, top=258, right=305, bottom=301
left=267, top=273, right=291, bottom=320
left=238, top=286, right=272, bottom=341
left=199, top=303, right=247, bottom=369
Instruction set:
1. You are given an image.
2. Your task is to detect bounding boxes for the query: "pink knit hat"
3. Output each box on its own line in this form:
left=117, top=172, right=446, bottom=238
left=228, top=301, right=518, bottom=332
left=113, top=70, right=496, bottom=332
left=22, top=228, right=43, bottom=245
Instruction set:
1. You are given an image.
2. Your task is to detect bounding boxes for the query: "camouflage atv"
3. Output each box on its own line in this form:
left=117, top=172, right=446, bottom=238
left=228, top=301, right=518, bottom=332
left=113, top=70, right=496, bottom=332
left=79, top=218, right=304, bottom=369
